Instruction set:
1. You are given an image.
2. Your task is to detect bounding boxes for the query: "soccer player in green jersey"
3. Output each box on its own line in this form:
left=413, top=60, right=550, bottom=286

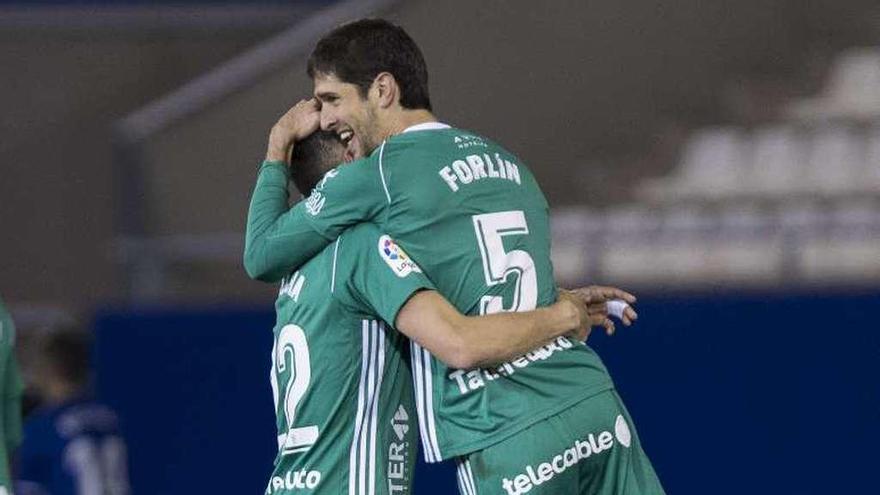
left=252, top=128, right=621, bottom=494
left=0, top=296, right=23, bottom=495
left=246, top=19, right=664, bottom=495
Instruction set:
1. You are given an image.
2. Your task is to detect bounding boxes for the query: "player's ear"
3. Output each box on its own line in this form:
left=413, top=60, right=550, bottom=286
left=372, top=72, right=398, bottom=109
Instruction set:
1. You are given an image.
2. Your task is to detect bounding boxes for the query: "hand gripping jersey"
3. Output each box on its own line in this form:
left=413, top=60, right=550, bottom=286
left=266, top=222, right=431, bottom=495
left=245, top=124, right=614, bottom=462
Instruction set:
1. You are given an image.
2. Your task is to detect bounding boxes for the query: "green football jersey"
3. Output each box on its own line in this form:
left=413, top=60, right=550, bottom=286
left=247, top=124, right=614, bottom=462
left=0, top=297, right=22, bottom=489
left=265, top=219, right=431, bottom=495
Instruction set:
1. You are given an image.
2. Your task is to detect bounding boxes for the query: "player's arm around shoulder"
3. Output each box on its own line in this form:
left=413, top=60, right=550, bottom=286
left=245, top=156, right=390, bottom=282
left=242, top=159, right=330, bottom=282
left=244, top=99, right=321, bottom=281
left=244, top=100, right=386, bottom=282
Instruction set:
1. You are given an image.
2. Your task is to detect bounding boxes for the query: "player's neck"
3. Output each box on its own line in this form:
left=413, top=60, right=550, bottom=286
left=385, top=108, right=437, bottom=138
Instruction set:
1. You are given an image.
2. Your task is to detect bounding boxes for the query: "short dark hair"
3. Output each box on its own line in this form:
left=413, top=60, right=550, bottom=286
left=290, top=131, right=345, bottom=195
left=42, top=328, right=91, bottom=388
left=307, top=18, right=432, bottom=111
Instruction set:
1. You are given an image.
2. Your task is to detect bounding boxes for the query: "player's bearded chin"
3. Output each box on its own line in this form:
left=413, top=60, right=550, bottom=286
left=352, top=105, right=381, bottom=157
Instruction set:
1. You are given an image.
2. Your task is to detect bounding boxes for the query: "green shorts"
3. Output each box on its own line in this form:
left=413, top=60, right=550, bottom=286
left=455, top=390, right=664, bottom=495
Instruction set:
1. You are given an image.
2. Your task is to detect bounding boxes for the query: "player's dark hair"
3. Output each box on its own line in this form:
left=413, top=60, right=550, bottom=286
left=290, top=130, right=344, bottom=195
left=42, top=328, right=91, bottom=388
left=307, top=18, right=432, bottom=111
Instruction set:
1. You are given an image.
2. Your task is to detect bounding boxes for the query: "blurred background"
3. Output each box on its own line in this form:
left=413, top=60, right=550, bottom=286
left=1, top=0, right=879, bottom=493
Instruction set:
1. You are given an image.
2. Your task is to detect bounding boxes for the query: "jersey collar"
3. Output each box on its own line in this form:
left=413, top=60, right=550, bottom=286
left=402, top=122, right=451, bottom=133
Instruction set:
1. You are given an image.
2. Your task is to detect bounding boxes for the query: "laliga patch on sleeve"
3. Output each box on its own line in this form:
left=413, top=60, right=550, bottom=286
left=378, top=235, right=423, bottom=277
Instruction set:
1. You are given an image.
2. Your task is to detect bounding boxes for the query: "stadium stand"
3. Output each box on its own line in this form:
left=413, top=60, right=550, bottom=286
left=554, top=45, right=880, bottom=288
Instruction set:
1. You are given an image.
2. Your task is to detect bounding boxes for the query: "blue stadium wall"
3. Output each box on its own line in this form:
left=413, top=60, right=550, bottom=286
left=93, top=291, right=880, bottom=494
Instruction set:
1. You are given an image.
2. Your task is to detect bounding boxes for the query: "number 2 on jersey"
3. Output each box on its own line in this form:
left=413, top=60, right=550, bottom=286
left=473, top=210, right=538, bottom=315
left=272, top=324, right=319, bottom=454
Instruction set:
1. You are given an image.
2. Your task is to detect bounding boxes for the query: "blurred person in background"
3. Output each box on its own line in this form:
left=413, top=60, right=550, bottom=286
left=16, top=328, right=129, bottom=495
left=0, top=297, right=23, bottom=495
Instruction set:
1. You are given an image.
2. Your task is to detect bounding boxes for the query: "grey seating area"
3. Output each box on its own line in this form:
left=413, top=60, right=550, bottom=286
left=552, top=47, right=880, bottom=288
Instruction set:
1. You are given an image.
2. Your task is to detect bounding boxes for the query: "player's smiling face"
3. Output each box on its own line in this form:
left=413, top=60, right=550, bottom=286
left=313, top=72, right=379, bottom=158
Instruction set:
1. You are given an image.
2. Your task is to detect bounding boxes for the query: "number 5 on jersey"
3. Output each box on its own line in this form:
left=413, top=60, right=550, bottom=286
left=271, top=324, right=319, bottom=454
left=473, top=210, right=538, bottom=315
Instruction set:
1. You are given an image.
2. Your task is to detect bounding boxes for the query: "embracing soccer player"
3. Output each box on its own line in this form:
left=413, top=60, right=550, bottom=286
left=246, top=18, right=664, bottom=495
left=250, top=127, right=635, bottom=494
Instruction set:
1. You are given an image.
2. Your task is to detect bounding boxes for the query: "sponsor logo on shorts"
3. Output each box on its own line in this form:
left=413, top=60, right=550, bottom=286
left=500, top=415, right=631, bottom=495
left=265, top=469, right=322, bottom=494
left=387, top=405, right=411, bottom=494
left=378, top=235, right=423, bottom=277
left=614, top=414, right=632, bottom=447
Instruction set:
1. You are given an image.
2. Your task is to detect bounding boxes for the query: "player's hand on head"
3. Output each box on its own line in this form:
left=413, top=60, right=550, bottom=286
left=276, top=98, right=321, bottom=141
left=290, top=98, right=322, bottom=140
left=266, top=98, right=322, bottom=163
